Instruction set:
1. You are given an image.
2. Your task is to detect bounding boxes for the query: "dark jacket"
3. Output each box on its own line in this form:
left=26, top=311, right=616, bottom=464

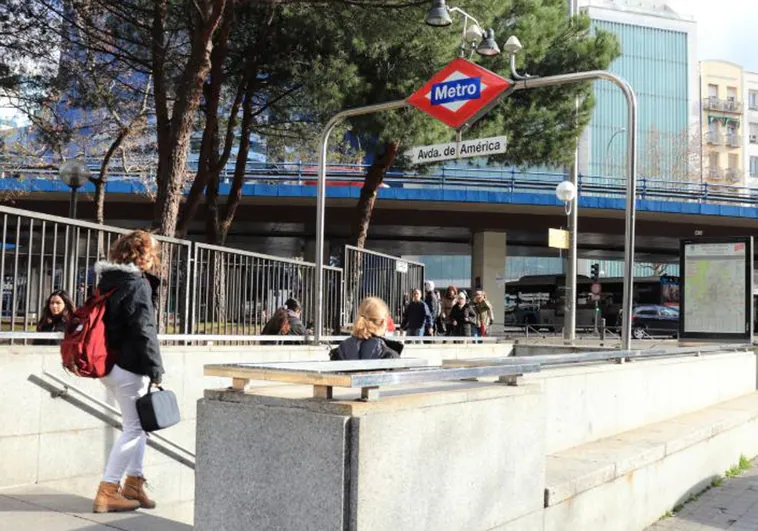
left=449, top=302, right=476, bottom=337
left=287, top=311, right=306, bottom=336
left=34, top=315, right=67, bottom=345
left=401, top=300, right=433, bottom=331
left=424, top=291, right=440, bottom=319
left=96, top=261, right=164, bottom=382
left=329, top=336, right=403, bottom=361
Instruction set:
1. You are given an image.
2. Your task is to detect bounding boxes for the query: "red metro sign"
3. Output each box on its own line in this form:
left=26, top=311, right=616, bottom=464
left=407, top=58, right=512, bottom=129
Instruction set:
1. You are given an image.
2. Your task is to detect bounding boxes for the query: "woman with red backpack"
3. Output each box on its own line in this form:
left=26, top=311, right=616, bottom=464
left=92, top=230, right=164, bottom=514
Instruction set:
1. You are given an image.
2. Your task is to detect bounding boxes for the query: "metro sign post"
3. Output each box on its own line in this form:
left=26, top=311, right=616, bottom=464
left=314, top=50, right=638, bottom=351
left=407, top=57, right=511, bottom=130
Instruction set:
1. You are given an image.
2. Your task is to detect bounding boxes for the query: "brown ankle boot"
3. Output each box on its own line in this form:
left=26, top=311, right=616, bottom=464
left=93, top=481, right=140, bottom=513
left=122, top=475, right=156, bottom=509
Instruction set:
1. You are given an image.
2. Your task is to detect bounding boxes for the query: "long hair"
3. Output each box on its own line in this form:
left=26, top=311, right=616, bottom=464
left=446, top=285, right=458, bottom=299
left=37, top=290, right=75, bottom=331
left=262, top=307, right=291, bottom=335
left=353, top=297, right=389, bottom=340
left=109, top=230, right=161, bottom=272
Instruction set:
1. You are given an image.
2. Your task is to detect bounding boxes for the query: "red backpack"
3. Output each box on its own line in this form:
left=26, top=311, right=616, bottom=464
left=60, top=289, right=117, bottom=378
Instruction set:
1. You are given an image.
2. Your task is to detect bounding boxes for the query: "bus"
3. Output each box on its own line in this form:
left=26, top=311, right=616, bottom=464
left=505, top=274, right=680, bottom=330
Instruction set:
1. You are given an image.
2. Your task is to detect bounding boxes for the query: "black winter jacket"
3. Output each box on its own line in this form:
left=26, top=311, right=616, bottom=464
left=96, top=262, right=164, bottom=382
left=329, top=336, right=403, bottom=361
left=449, top=302, right=476, bottom=337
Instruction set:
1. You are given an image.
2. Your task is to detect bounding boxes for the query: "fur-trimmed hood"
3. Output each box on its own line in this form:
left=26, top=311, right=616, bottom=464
left=94, top=261, right=142, bottom=275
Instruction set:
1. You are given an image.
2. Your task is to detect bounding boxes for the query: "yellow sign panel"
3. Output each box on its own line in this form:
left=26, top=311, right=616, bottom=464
left=549, top=228, right=569, bottom=250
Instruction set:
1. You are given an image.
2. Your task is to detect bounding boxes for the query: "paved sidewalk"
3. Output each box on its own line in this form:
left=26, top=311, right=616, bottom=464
left=647, top=464, right=758, bottom=530
left=0, top=486, right=191, bottom=531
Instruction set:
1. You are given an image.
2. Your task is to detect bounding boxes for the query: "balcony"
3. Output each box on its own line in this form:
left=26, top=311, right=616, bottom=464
left=703, top=97, right=743, bottom=114
left=706, top=132, right=724, bottom=145
left=727, top=134, right=742, bottom=147
left=708, top=167, right=724, bottom=180
left=726, top=168, right=742, bottom=182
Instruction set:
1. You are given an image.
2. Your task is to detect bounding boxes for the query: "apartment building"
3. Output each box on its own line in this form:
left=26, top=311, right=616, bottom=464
left=744, top=71, right=758, bottom=189
left=699, top=61, right=744, bottom=185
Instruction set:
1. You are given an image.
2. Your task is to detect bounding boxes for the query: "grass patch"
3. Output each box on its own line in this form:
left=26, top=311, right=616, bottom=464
left=725, top=455, right=751, bottom=478
left=711, top=476, right=724, bottom=488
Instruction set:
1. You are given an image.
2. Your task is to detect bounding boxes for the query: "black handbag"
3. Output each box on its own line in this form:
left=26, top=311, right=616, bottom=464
left=136, top=386, right=181, bottom=432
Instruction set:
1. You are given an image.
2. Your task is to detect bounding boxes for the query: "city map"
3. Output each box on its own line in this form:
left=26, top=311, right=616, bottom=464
left=683, top=242, right=748, bottom=335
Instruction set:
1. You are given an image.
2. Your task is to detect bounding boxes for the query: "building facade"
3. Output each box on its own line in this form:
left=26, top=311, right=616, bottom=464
left=699, top=60, right=744, bottom=185
left=578, top=0, right=698, bottom=183
left=744, top=71, right=758, bottom=189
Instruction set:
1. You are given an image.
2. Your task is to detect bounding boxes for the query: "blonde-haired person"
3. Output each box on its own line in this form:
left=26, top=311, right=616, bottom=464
left=91, top=230, right=164, bottom=513
left=473, top=290, right=495, bottom=338
left=330, top=297, right=404, bottom=360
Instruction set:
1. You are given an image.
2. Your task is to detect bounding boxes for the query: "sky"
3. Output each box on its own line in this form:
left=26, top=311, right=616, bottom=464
left=668, top=0, right=758, bottom=72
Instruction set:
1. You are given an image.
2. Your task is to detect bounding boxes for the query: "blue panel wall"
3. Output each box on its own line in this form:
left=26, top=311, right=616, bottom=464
left=590, top=20, right=689, bottom=181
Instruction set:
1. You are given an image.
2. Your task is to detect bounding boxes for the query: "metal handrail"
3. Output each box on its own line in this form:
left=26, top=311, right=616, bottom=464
left=42, top=370, right=194, bottom=459
left=444, top=344, right=753, bottom=369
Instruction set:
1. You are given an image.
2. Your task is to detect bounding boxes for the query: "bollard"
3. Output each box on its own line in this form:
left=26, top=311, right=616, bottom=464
left=600, top=319, right=606, bottom=342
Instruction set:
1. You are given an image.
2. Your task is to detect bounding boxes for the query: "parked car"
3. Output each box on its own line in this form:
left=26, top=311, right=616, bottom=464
left=631, top=305, right=679, bottom=339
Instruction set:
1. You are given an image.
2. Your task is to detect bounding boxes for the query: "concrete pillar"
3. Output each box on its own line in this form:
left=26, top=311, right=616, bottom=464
left=471, top=232, right=506, bottom=334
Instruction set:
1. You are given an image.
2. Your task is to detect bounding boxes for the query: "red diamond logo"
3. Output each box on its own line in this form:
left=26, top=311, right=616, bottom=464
left=407, top=58, right=511, bottom=129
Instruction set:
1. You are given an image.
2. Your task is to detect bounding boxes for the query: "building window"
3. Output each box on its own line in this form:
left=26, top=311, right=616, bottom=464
left=708, top=84, right=718, bottom=98
left=750, top=157, right=758, bottom=177
left=709, top=152, right=720, bottom=168
left=727, top=86, right=737, bottom=101
left=729, top=153, right=739, bottom=169
left=751, top=123, right=758, bottom=144
left=750, top=90, right=758, bottom=110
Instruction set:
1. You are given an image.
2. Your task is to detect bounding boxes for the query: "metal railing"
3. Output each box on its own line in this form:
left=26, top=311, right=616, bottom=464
left=0, top=205, right=191, bottom=335
left=727, top=134, right=742, bottom=147
left=9, top=164, right=758, bottom=210
left=190, top=243, right=343, bottom=336
left=343, top=245, right=424, bottom=328
left=0, top=204, right=421, bottom=338
left=705, top=132, right=724, bottom=145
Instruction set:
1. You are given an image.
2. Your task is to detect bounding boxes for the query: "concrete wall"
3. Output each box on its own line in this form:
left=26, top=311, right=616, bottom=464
left=195, top=382, right=546, bottom=531
left=533, top=350, right=756, bottom=454
left=0, top=341, right=512, bottom=524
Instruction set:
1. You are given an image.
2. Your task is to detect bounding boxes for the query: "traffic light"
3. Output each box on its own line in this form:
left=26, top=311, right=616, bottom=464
left=590, top=263, right=600, bottom=282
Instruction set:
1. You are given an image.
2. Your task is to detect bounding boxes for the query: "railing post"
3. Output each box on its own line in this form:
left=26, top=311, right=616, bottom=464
left=641, top=178, right=647, bottom=200
left=297, top=160, right=302, bottom=184
left=441, top=166, right=446, bottom=189
left=510, top=167, right=515, bottom=194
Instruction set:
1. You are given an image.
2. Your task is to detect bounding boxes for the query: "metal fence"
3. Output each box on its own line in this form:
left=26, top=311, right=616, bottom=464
left=191, top=243, right=342, bottom=336
left=343, top=245, right=424, bottom=327
left=0, top=205, right=191, bottom=335
left=0, top=204, right=362, bottom=337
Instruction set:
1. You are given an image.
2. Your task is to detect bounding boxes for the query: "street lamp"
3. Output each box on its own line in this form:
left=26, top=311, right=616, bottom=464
left=59, top=159, right=91, bottom=219
left=604, top=128, right=626, bottom=179
left=425, top=2, right=501, bottom=58
left=555, top=180, right=577, bottom=214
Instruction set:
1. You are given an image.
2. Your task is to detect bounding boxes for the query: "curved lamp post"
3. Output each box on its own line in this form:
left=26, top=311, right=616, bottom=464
left=59, top=159, right=91, bottom=219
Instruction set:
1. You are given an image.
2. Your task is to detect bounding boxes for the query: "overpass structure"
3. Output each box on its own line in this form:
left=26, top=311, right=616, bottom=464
left=5, top=164, right=758, bottom=327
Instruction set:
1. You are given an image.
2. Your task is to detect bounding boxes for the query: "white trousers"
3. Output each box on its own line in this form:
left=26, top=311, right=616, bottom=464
left=102, top=364, right=148, bottom=484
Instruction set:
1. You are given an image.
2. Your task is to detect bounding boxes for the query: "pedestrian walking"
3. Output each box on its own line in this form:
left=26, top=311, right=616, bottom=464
left=473, top=290, right=495, bottom=338
left=92, top=230, right=164, bottom=514
left=401, top=288, right=433, bottom=338
left=449, top=291, right=476, bottom=338
left=423, top=281, right=441, bottom=336
left=330, top=297, right=403, bottom=360
left=440, top=285, right=458, bottom=336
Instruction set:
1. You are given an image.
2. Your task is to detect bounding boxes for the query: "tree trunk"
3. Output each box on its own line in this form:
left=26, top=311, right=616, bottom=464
left=353, top=141, right=400, bottom=248
left=346, top=140, right=399, bottom=324
left=152, top=0, right=226, bottom=237
left=175, top=4, right=236, bottom=238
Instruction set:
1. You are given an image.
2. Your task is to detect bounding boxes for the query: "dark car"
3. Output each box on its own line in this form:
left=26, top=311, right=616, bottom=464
left=631, top=305, right=679, bottom=339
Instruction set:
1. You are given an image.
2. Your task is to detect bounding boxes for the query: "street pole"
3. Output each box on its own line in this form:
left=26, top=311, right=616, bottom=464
left=69, top=185, right=79, bottom=218
left=315, top=99, right=409, bottom=342
left=564, top=0, right=579, bottom=345
left=314, top=68, right=638, bottom=351
left=604, top=128, right=626, bottom=180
